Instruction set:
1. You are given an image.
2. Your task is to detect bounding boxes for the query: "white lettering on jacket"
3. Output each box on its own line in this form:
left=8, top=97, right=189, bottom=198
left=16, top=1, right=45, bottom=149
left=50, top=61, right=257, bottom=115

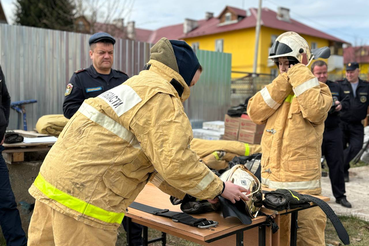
left=99, top=84, right=142, bottom=117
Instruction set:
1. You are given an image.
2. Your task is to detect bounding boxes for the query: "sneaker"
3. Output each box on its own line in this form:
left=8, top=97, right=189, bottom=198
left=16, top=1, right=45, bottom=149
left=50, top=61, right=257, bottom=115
left=336, top=197, right=352, bottom=208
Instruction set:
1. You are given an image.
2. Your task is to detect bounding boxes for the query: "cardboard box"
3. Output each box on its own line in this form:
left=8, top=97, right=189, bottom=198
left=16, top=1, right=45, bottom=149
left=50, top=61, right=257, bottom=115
left=238, top=129, right=263, bottom=144
left=224, top=114, right=241, bottom=129
left=239, top=118, right=265, bottom=134
left=223, top=127, right=239, bottom=140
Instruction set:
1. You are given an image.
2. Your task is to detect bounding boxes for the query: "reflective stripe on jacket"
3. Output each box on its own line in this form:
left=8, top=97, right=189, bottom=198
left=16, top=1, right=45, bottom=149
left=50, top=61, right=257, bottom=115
left=247, top=64, right=332, bottom=195
left=29, top=60, right=223, bottom=230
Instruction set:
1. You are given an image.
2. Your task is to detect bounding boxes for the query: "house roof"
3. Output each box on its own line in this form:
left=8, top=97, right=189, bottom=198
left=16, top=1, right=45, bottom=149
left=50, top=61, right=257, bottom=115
left=217, top=6, right=247, bottom=18
left=0, top=0, right=7, bottom=24
left=94, top=22, right=152, bottom=43
left=343, top=46, right=369, bottom=64
left=147, top=6, right=347, bottom=44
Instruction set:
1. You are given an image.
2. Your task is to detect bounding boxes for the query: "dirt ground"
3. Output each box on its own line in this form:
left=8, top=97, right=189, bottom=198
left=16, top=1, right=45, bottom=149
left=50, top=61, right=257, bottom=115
left=321, top=165, right=369, bottom=222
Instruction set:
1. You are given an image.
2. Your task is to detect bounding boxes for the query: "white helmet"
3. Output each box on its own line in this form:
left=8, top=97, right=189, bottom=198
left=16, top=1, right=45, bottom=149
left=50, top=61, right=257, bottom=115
left=268, top=31, right=311, bottom=65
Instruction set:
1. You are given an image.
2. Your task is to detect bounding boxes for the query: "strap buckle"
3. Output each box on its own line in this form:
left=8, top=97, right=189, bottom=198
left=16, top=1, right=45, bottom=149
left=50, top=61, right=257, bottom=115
left=197, top=220, right=218, bottom=229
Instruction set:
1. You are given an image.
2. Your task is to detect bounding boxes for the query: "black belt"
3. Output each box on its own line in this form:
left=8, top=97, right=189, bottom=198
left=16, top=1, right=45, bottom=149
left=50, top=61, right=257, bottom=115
left=304, top=195, right=350, bottom=245
left=129, top=202, right=218, bottom=229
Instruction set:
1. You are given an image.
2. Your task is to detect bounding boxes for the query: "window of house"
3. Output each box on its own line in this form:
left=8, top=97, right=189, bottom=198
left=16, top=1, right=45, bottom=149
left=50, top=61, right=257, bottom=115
left=78, top=21, right=84, bottom=32
left=271, top=35, right=278, bottom=47
left=192, top=42, right=199, bottom=53
left=311, top=42, right=317, bottom=50
left=215, top=39, right=223, bottom=52
left=225, top=12, right=232, bottom=22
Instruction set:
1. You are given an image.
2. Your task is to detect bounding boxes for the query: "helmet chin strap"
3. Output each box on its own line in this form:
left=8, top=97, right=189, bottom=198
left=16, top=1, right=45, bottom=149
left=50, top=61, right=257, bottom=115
left=306, top=55, right=314, bottom=66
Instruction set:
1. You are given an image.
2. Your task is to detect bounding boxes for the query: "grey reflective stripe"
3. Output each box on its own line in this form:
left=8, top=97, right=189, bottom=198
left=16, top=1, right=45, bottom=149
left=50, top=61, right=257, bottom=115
left=186, top=170, right=216, bottom=194
left=262, top=177, right=321, bottom=191
left=79, top=103, right=140, bottom=149
left=260, top=87, right=280, bottom=110
left=152, top=169, right=216, bottom=196
left=150, top=172, right=164, bottom=187
left=293, top=77, right=319, bottom=96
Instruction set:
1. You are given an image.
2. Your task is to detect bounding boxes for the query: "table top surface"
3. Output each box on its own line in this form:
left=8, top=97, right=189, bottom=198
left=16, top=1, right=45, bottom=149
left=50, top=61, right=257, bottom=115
left=127, top=183, right=268, bottom=243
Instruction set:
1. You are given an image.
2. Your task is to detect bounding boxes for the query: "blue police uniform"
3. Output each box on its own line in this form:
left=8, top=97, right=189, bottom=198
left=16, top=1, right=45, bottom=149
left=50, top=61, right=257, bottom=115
left=0, top=66, right=27, bottom=246
left=339, top=77, right=369, bottom=180
left=63, top=65, right=129, bottom=119
left=322, top=80, right=347, bottom=201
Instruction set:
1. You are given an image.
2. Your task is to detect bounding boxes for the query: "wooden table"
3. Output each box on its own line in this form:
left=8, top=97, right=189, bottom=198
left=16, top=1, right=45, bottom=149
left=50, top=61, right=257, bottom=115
left=126, top=183, right=274, bottom=246
left=3, top=130, right=56, bottom=164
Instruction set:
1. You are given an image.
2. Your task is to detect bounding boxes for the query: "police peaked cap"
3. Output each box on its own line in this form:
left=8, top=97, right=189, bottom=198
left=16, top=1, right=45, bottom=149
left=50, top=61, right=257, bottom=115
left=89, top=32, right=116, bottom=45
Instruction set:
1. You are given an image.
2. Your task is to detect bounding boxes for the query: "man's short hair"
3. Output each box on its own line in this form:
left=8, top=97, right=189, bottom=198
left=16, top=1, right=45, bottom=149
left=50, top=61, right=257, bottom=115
left=311, top=60, right=327, bottom=72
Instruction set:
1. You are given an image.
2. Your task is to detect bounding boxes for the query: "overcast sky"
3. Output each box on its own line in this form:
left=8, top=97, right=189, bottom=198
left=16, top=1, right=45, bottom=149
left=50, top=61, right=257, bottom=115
left=2, top=0, right=369, bottom=45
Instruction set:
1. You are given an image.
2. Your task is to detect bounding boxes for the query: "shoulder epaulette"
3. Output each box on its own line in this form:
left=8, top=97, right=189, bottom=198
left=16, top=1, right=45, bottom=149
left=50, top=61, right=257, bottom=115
left=115, top=69, right=128, bottom=76
left=75, top=68, right=87, bottom=74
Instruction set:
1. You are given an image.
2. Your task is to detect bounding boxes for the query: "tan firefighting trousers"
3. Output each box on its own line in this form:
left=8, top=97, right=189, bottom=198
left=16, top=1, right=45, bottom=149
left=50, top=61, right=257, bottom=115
left=28, top=201, right=118, bottom=246
left=279, top=206, right=326, bottom=246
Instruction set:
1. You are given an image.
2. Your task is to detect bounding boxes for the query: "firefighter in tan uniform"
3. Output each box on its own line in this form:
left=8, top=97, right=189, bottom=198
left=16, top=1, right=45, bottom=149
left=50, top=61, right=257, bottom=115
left=27, top=38, right=249, bottom=246
left=247, top=32, right=332, bottom=246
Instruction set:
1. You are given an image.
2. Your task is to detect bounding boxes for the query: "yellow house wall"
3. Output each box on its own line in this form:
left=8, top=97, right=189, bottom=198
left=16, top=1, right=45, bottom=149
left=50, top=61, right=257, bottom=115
left=184, top=29, right=256, bottom=79
left=184, top=26, right=336, bottom=79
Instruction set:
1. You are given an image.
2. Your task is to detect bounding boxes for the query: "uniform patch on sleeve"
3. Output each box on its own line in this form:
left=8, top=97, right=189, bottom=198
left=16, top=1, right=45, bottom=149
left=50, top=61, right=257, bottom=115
left=99, top=84, right=142, bottom=117
left=65, top=83, right=73, bottom=96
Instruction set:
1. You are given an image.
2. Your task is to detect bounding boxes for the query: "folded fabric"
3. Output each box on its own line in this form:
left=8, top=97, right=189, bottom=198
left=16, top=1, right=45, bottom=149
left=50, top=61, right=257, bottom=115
left=35, top=114, right=68, bottom=136
left=4, top=131, right=24, bottom=144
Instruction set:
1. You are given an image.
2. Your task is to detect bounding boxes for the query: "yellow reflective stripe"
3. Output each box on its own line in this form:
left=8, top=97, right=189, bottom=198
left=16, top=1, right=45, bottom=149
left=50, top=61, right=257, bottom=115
left=288, top=189, right=299, bottom=201
left=293, top=78, right=319, bottom=96
left=34, top=174, right=124, bottom=224
left=284, top=94, right=295, bottom=103
left=212, top=151, right=220, bottom=160
left=244, top=143, right=250, bottom=156
left=260, top=87, right=280, bottom=109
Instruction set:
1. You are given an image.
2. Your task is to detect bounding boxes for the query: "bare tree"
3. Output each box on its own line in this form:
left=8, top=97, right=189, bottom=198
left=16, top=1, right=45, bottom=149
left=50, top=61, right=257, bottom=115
left=74, top=0, right=134, bottom=35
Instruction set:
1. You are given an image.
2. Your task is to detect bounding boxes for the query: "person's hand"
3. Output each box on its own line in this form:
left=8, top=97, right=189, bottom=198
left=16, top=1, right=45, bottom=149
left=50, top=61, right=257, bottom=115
left=335, top=100, right=342, bottom=111
left=0, top=136, right=4, bottom=145
left=221, top=181, right=249, bottom=204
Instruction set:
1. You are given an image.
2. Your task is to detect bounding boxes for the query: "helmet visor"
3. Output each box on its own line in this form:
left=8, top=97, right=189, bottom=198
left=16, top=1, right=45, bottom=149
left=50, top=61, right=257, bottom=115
left=269, top=41, right=293, bottom=58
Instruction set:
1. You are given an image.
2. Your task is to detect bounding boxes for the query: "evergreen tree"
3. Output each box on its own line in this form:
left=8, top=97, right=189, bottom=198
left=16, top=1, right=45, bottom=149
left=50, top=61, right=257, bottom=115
left=14, top=0, right=75, bottom=31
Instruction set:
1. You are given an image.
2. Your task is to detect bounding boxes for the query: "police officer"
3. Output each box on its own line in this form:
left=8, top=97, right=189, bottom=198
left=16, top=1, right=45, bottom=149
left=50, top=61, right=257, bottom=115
left=63, top=32, right=129, bottom=119
left=311, top=60, right=351, bottom=208
left=339, top=62, right=369, bottom=182
left=63, top=32, right=143, bottom=245
left=0, top=66, right=27, bottom=245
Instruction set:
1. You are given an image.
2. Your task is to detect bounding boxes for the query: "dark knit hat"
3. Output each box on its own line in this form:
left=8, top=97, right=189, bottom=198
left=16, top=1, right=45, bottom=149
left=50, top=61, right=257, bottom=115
left=169, top=40, right=200, bottom=86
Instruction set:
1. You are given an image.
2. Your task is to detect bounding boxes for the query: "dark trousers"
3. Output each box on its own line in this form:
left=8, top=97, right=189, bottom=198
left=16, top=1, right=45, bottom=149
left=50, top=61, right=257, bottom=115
left=123, top=216, right=143, bottom=246
left=340, top=121, right=364, bottom=176
left=322, top=127, right=346, bottom=199
left=0, top=146, right=27, bottom=246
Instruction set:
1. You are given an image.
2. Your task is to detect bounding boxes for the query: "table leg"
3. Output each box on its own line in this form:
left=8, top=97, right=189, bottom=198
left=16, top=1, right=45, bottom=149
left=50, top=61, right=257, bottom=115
left=290, top=211, right=298, bottom=246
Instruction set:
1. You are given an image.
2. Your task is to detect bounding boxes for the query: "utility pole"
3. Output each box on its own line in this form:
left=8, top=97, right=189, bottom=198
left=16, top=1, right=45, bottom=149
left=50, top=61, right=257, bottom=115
left=252, top=0, right=262, bottom=77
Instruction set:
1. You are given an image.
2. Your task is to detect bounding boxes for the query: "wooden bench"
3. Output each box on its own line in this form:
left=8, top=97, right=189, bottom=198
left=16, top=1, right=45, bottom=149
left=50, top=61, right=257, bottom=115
left=3, top=130, right=56, bottom=164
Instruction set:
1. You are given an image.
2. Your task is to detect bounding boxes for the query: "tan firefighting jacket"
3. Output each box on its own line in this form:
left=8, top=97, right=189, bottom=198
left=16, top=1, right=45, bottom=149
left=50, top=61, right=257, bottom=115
left=247, top=64, right=332, bottom=195
left=29, top=40, right=223, bottom=230
left=191, top=138, right=262, bottom=170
